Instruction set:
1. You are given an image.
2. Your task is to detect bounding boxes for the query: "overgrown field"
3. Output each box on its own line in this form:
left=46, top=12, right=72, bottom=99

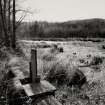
left=18, top=40, right=105, bottom=105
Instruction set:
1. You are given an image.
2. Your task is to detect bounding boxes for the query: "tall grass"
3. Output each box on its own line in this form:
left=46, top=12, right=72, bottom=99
left=19, top=40, right=105, bottom=105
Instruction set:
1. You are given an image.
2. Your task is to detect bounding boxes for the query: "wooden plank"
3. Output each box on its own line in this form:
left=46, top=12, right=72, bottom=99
left=23, top=80, right=56, bottom=98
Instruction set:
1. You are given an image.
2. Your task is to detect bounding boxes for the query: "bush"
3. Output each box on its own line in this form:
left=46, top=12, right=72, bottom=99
left=87, top=54, right=91, bottom=58
left=45, top=61, right=86, bottom=88
left=0, top=46, right=8, bottom=60
left=15, top=43, right=25, bottom=56
left=53, top=44, right=58, bottom=49
left=55, top=69, right=67, bottom=85
left=58, top=47, right=64, bottom=53
left=102, top=45, right=105, bottom=49
left=37, top=43, right=51, bottom=48
left=45, top=62, right=68, bottom=86
left=90, top=56, right=103, bottom=65
left=79, top=59, right=85, bottom=63
left=67, top=69, right=87, bottom=88
left=50, top=47, right=58, bottom=54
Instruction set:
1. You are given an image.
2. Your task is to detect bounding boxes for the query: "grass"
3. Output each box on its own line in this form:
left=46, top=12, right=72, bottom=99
left=0, top=46, right=32, bottom=105
left=89, top=56, right=103, bottom=65
left=0, top=47, right=11, bottom=105
left=11, top=40, right=105, bottom=105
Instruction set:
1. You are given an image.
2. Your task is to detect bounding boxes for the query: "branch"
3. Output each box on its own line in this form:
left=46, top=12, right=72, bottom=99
left=15, top=9, right=33, bottom=29
left=15, top=9, right=33, bottom=14
left=16, top=12, right=27, bottom=29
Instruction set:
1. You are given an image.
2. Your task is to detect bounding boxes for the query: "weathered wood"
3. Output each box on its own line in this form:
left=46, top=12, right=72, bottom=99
left=30, top=62, right=40, bottom=83
left=31, top=49, right=38, bottom=82
left=23, top=80, right=56, bottom=98
left=29, top=62, right=32, bottom=81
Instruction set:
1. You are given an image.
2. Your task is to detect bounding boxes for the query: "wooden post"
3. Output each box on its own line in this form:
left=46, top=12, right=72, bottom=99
left=29, top=62, right=32, bottom=82
left=31, top=49, right=37, bottom=82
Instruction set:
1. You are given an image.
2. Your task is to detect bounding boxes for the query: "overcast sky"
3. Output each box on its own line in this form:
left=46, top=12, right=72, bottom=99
left=19, top=0, right=105, bottom=22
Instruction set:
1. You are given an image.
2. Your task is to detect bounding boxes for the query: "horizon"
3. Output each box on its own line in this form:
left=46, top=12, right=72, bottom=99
left=21, top=18, right=105, bottom=23
left=18, top=0, right=105, bottom=22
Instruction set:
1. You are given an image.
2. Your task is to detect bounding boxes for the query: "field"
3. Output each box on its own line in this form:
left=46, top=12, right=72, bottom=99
left=18, top=39, right=105, bottom=105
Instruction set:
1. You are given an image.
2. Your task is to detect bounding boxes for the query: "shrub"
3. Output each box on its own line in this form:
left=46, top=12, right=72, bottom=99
left=37, top=43, right=51, bottom=48
left=0, top=47, right=8, bottom=60
left=58, top=47, right=64, bottom=53
left=67, top=69, right=87, bottom=88
left=102, top=45, right=105, bottom=49
left=90, top=56, right=103, bottom=65
left=15, top=43, right=25, bottom=57
left=45, top=62, right=68, bottom=86
left=92, top=66, right=101, bottom=72
left=50, top=48, right=58, bottom=54
left=55, top=69, right=67, bottom=85
left=73, top=52, right=76, bottom=55
left=53, top=44, right=58, bottom=49
left=79, top=59, right=85, bottom=63
left=45, top=61, right=86, bottom=88
left=87, top=54, right=91, bottom=58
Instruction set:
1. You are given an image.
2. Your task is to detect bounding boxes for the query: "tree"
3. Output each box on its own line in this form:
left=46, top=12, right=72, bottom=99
left=0, top=0, right=12, bottom=46
left=12, top=0, right=16, bottom=48
left=0, top=0, right=28, bottom=49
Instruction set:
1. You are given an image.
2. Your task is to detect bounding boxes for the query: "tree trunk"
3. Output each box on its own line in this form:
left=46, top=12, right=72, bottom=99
left=8, top=0, right=11, bottom=46
left=12, top=0, right=16, bottom=49
left=0, top=0, right=10, bottom=47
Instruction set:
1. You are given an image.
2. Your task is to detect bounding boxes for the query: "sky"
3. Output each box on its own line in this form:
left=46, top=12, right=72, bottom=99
left=18, top=0, right=105, bottom=22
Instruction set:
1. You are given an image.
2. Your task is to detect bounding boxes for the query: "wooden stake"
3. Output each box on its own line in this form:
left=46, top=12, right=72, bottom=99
left=31, top=49, right=37, bottom=82
left=29, top=62, right=32, bottom=82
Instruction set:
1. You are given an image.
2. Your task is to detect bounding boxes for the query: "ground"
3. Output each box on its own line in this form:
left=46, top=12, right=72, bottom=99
left=1, top=39, right=105, bottom=105
left=17, top=40, right=105, bottom=105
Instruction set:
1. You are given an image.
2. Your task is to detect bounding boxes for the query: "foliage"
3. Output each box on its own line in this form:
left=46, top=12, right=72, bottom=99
left=45, top=62, right=68, bottom=86
left=17, top=18, right=105, bottom=39
left=0, top=0, right=28, bottom=48
left=102, top=45, right=105, bottom=49
left=42, top=54, right=55, bottom=61
left=90, top=56, right=103, bottom=65
left=67, top=69, right=87, bottom=88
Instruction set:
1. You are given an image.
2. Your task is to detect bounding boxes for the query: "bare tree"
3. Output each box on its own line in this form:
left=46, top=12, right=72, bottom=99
left=0, top=0, right=30, bottom=48
left=0, top=0, right=10, bottom=47
left=12, top=0, right=16, bottom=48
left=8, top=0, right=11, bottom=42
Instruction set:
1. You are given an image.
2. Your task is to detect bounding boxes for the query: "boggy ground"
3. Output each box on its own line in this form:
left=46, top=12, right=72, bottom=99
left=18, top=40, right=105, bottom=105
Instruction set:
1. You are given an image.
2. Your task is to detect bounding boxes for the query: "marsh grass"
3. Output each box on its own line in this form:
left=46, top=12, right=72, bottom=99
left=19, top=40, right=105, bottom=105
left=42, top=53, right=56, bottom=61
left=90, top=56, right=103, bottom=65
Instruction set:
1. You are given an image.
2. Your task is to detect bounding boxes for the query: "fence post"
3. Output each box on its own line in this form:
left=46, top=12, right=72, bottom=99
left=30, top=49, right=38, bottom=82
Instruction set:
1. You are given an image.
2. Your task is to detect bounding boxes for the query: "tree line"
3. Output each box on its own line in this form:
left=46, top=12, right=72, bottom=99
left=17, top=18, right=105, bottom=39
